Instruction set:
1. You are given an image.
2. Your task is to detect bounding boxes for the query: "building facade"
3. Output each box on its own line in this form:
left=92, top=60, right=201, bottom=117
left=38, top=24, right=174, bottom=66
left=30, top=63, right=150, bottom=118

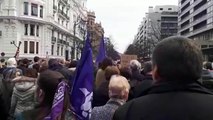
left=0, top=0, right=87, bottom=60
left=87, top=11, right=104, bottom=58
left=178, top=0, right=213, bottom=50
left=134, top=5, right=178, bottom=58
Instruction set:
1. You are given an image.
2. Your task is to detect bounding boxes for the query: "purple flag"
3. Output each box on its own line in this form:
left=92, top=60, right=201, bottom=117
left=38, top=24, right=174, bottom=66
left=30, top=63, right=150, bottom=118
left=71, top=33, right=94, bottom=120
left=45, top=81, right=67, bottom=120
left=95, top=36, right=106, bottom=66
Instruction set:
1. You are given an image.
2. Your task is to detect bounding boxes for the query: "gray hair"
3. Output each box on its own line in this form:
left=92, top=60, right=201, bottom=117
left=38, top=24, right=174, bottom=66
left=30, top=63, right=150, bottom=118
left=129, top=60, right=141, bottom=70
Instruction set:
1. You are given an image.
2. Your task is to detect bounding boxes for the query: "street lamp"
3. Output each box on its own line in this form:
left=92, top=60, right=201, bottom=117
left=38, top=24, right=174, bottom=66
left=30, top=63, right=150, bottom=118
left=73, top=15, right=87, bottom=60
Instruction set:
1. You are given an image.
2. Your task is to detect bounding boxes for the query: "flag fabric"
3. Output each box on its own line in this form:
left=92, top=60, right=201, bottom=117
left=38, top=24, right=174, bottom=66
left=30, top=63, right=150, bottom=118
left=95, top=36, right=106, bottom=66
left=44, top=81, right=67, bottom=120
left=71, top=33, right=94, bottom=120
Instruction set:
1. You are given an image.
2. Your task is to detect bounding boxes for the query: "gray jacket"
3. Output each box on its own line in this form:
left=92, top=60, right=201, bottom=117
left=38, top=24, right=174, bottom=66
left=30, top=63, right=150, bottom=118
left=90, top=99, right=125, bottom=120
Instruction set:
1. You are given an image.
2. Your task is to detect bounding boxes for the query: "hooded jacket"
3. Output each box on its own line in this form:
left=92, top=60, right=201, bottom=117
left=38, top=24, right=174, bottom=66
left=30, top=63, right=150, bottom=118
left=9, top=76, right=36, bottom=119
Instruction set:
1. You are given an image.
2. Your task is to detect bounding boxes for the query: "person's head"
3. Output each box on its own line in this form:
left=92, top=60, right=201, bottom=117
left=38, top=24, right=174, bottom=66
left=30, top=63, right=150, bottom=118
left=105, top=66, right=120, bottom=81
left=69, top=60, right=78, bottom=68
left=129, top=60, right=141, bottom=71
left=33, top=63, right=40, bottom=73
left=152, top=36, right=203, bottom=82
left=36, top=70, right=68, bottom=107
left=0, top=58, right=5, bottom=63
left=108, top=75, right=130, bottom=101
left=204, top=62, right=212, bottom=70
left=142, top=61, right=152, bottom=75
left=7, top=58, right=17, bottom=67
left=34, top=56, right=40, bottom=63
left=48, top=58, right=62, bottom=70
left=25, top=68, right=38, bottom=78
left=119, top=67, right=132, bottom=80
left=22, top=58, right=30, bottom=66
left=101, top=57, right=113, bottom=70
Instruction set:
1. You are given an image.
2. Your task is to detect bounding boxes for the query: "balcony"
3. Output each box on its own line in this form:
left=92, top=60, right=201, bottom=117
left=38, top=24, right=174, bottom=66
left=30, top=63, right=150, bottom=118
left=58, top=9, right=70, bottom=20
left=58, top=39, right=63, bottom=44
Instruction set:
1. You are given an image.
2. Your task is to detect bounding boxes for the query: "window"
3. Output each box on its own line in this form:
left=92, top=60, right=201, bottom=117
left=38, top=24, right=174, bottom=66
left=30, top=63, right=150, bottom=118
left=24, top=41, right=28, bottom=53
left=24, top=2, right=28, bottom=15
left=61, top=46, right=63, bottom=56
left=40, top=6, right=43, bottom=18
left=24, top=24, right=28, bottom=35
left=36, top=42, right=39, bottom=54
left=51, top=44, right=54, bottom=55
left=160, top=8, right=163, bottom=10
left=57, top=45, right=59, bottom=55
left=30, top=24, right=35, bottom=36
left=36, top=26, right=39, bottom=37
left=168, top=8, right=172, bottom=10
left=30, top=41, right=34, bottom=53
left=31, top=4, right=38, bottom=16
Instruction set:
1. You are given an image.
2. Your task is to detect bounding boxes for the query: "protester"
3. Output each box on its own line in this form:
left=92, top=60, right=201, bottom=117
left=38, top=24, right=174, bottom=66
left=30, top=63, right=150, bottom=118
left=91, top=75, right=130, bottom=120
left=119, top=67, right=132, bottom=81
left=113, top=36, right=213, bottom=120
left=93, top=66, right=120, bottom=107
left=17, top=58, right=30, bottom=75
left=9, top=68, right=37, bottom=119
left=129, top=60, right=144, bottom=87
left=48, top=58, right=72, bottom=81
left=95, top=58, right=113, bottom=88
left=28, top=56, right=40, bottom=68
left=1, top=58, right=23, bottom=115
left=129, top=61, right=153, bottom=100
left=16, top=70, right=71, bottom=120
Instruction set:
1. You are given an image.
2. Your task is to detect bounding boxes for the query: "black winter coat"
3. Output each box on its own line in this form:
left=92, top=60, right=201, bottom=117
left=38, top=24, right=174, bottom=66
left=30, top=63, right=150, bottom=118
left=113, top=81, right=213, bottom=120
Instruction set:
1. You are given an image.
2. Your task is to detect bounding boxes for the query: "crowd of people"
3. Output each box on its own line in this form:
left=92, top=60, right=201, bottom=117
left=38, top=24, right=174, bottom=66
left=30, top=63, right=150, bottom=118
left=0, top=36, right=213, bottom=120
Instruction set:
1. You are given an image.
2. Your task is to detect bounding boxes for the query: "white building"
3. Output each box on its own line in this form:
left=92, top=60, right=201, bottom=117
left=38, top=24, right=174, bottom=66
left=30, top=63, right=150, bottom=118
left=134, top=5, right=178, bottom=58
left=0, top=0, right=87, bottom=60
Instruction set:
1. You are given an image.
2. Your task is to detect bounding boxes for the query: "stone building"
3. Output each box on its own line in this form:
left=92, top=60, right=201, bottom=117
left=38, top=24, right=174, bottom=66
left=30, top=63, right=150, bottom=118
left=87, top=11, right=104, bottom=58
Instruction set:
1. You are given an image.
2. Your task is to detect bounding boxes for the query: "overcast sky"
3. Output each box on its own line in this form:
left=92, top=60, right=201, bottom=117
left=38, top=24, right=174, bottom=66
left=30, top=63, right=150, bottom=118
left=87, top=0, right=178, bottom=53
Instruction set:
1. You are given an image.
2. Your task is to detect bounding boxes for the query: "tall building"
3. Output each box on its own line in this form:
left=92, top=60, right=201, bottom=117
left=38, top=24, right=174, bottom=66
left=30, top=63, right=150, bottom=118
left=0, top=0, right=87, bottom=60
left=134, top=5, right=178, bottom=58
left=178, top=0, right=213, bottom=50
left=87, top=11, right=104, bottom=58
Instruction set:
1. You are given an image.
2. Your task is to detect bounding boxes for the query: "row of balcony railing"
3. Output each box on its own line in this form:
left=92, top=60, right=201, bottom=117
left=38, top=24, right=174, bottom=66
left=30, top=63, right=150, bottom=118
left=58, top=9, right=70, bottom=20
left=52, top=37, right=69, bottom=45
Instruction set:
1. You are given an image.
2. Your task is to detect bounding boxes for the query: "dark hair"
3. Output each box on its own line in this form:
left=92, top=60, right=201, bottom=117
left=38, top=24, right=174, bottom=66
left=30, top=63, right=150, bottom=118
left=101, top=58, right=113, bottom=70
left=48, top=58, right=62, bottom=70
left=152, top=36, right=203, bottom=81
left=105, top=66, right=120, bottom=81
left=34, top=56, right=40, bottom=63
left=69, top=60, right=78, bottom=68
left=143, top=61, right=152, bottom=75
left=119, top=67, right=132, bottom=80
left=204, top=62, right=212, bottom=70
left=0, top=58, right=5, bottom=63
left=33, top=63, right=40, bottom=73
left=37, top=70, right=69, bottom=119
left=25, top=68, right=38, bottom=78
